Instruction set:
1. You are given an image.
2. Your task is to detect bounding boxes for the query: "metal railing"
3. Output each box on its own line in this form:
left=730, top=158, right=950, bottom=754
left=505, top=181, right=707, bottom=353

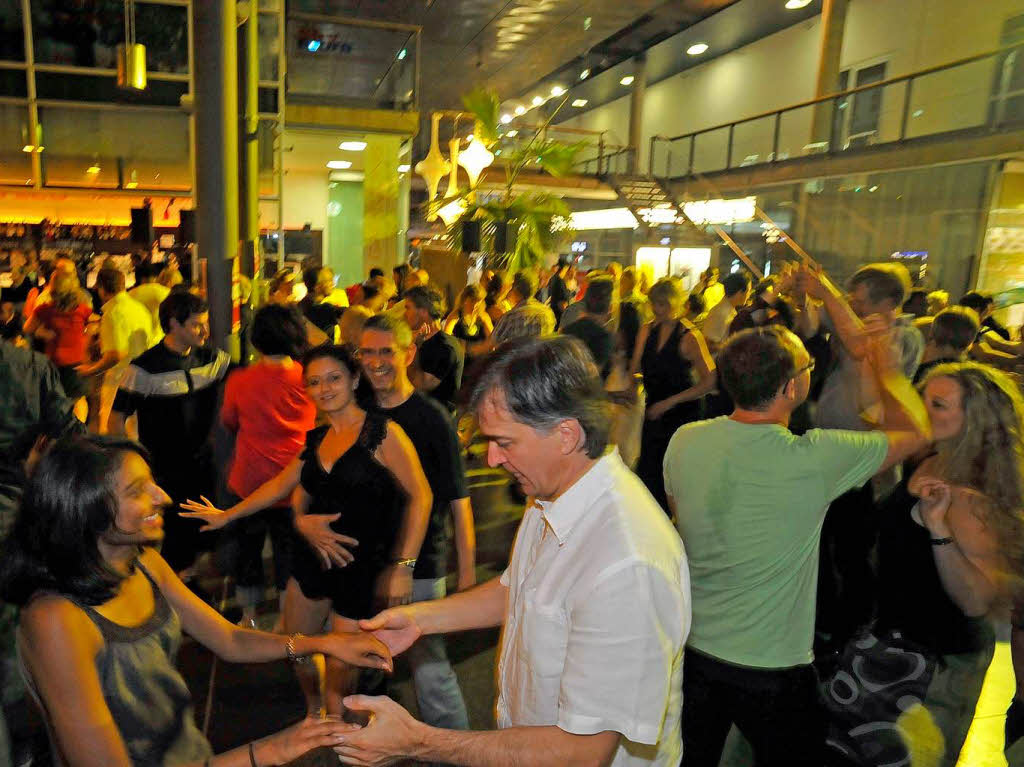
left=642, top=41, right=1024, bottom=180
left=575, top=145, right=635, bottom=176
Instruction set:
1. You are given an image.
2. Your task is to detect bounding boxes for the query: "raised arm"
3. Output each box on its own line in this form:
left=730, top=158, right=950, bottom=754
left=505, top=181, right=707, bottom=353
left=867, top=335, right=932, bottom=472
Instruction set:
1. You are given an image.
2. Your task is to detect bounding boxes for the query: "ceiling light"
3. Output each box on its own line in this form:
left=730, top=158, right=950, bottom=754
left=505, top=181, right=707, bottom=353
left=339, top=141, right=367, bottom=151
left=307, top=40, right=321, bottom=52
left=86, top=164, right=101, bottom=175
left=580, top=68, right=590, bottom=80
left=620, top=75, right=634, bottom=86
left=551, top=85, right=565, bottom=97
left=327, top=160, right=352, bottom=169
left=532, top=96, right=544, bottom=107
left=505, top=129, right=518, bottom=137
left=785, top=0, right=811, bottom=7
left=687, top=43, right=709, bottom=55
left=398, top=164, right=410, bottom=173
left=572, top=99, right=588, bottom=107
left=21, top=145, right=33, bottom=153
left=397, top=48, right=407, bottom=60
left=500, top=113, right=513, bottom=124
left=514, top=105, right=526, bottom=116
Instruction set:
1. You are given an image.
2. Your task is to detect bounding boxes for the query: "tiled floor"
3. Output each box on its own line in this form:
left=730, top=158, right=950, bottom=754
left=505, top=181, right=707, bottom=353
left=959, top=641, right=1014, bottom=767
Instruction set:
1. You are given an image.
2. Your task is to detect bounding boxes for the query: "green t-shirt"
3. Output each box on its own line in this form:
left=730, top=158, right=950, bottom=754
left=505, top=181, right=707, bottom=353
left=663, top=417, right=888, bottom=668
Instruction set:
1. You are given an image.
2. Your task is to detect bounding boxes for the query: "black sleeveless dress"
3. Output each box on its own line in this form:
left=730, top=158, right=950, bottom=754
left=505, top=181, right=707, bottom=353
left=636, top=319, right=699, bottom=512
left=451, top=312, right=484, bottom=344
left=290, top=411, right=406, bottom=619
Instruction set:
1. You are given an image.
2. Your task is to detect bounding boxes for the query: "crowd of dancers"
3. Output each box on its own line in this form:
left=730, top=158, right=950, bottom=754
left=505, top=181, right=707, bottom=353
left=0, top=251, right=1022, bottom=767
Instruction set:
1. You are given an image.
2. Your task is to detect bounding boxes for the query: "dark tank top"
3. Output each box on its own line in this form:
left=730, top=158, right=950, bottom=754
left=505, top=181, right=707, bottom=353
left=641, top=319, right=699, bottom=423
left=70, top=563, right=212, bottom=766
left=299, top=411, right=405, bottom=572
left=875, top=477, right=991, bottom=654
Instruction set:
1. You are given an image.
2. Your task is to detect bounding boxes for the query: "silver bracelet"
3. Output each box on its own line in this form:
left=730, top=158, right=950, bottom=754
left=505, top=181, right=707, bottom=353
left=285, top=633, right=310, bottom=664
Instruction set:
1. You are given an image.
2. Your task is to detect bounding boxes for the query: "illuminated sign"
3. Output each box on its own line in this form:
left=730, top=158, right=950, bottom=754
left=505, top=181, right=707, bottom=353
left=682, top=196, right=757, bottom=225
left=565, top=208, right=639, bottom=231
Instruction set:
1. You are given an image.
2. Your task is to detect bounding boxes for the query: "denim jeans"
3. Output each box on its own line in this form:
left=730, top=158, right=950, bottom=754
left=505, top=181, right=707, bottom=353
left=407, top=577, right=470, bottom=731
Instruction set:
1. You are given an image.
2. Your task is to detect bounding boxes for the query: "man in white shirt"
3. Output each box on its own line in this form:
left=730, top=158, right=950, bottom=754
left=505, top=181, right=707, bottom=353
left=701, top=271, right=752, bottom=350
left=335, top=335, right=691, bottom=767
left=77, top=267, right=153, bottom=433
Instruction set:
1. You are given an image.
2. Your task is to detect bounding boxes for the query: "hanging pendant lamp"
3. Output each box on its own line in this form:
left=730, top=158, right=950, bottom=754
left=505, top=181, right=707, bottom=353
left=415, top=114, right=450, bottom=218
left=458, top=122, right=494, bottom=188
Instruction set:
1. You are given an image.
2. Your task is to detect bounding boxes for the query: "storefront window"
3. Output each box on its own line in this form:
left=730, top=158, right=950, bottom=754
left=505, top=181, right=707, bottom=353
left=39, top=106, right=191, bottom=190
left=0, top=104, right=34, bottom=185
left=31, top=1, right=187, bottom=74
left=0, top=0, right=24, bottom=61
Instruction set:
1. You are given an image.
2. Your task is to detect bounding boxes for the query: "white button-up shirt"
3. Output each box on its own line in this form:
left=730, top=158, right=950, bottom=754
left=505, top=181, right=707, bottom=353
left=498, top=449, right=690, bottom=767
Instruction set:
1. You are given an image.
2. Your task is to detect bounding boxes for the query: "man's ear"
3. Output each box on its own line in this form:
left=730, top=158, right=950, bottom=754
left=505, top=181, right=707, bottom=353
left=556, top=418, right=586, bottom=455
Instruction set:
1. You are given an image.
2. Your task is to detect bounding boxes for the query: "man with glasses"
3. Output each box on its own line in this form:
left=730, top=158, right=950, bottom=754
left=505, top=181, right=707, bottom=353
left=663, top=325, right=930, bottom=766
left=356, top=313, right=475, bottom=735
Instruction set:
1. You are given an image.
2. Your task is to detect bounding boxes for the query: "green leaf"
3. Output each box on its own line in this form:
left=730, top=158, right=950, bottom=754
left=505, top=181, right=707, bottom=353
left=536, top=140, right=589, bottom=178
left=460, top=88, right=501, bottom=145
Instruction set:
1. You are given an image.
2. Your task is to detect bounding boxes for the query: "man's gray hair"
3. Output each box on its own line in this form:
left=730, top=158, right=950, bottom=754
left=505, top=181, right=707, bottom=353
left=470, top=336, right=611, bottom=458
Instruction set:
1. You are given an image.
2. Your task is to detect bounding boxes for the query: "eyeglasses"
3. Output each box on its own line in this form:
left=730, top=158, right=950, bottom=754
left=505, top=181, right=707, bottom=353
left=304, top=372, right=347, bottom=389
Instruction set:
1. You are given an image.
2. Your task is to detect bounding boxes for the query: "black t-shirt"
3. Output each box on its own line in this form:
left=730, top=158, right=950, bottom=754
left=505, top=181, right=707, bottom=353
left=300, top=298, right=344, bottom=337
left=417, top=331, right=464, bottom=413
left=112, top=342, right=230, bottom=493
left=378, top=392, right=468, bottom=579
left=563, top=316, right=614, bottom=379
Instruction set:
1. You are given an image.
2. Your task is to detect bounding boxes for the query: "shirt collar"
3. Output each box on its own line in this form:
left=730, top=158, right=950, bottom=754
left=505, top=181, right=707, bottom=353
left=535, top=448, right=619, bottom=545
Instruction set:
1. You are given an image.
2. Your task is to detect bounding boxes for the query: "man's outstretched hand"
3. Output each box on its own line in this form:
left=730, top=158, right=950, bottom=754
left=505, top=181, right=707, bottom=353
left=358, top=607, right=423, bottom=657
left=334, top=695, right=428, bottom=767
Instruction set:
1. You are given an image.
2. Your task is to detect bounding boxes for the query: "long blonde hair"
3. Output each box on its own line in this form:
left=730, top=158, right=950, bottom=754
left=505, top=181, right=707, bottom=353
left=922, top=362, right=1024, bottom=579
left=51, top=271, right=84, bottom=313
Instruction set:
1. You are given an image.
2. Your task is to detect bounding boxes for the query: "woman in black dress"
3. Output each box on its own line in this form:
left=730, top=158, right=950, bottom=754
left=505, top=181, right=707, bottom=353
left=444, top=284, right=492, bottom=358
left=630, top=277, right=716, bottom=512
left=181, top=345, right=431, bottom=717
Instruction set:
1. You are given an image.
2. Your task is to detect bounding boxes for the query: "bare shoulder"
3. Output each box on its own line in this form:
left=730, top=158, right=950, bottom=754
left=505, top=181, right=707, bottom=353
left=20, top=593, right=102, bottom=658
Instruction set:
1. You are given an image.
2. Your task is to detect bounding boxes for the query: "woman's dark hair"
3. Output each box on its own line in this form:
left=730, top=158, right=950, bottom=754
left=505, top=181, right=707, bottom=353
left=251, top=304, right=309, bottom=359
left=300, top=344, right=375, bottom=407
left=618, top=301, right=643, bottom=361
left=159, top=290, right=207, bottom=333
left=0, top=436, right=152, bottom=607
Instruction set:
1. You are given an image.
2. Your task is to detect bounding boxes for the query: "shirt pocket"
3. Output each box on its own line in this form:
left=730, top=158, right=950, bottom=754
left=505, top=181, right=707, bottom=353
left=520, top=604, right=569, bottom=679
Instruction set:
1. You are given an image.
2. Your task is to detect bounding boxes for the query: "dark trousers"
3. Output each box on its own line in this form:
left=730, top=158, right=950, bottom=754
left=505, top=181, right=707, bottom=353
left=815, top=483, right=878, bottom=656
left=216, top=499, right=294, bottom=591
left=158, top=458, right=217, bottom=573
left=682, top=648, right=824, bottom=767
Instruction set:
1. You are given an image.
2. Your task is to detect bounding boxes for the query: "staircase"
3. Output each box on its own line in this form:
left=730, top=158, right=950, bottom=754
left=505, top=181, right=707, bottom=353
left=606, top=174, right=712, bottom=242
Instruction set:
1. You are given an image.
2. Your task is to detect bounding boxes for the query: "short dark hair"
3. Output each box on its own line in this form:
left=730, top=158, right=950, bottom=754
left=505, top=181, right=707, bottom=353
left=470, top=335, right=610, bottom=458
left=722, top=272, right=751, bottom=298
left=95, top=267, right=125, bottom=296
left=251, top=304, right=309, bottom=359
left=362, top=312, right=413, bottom=349
left=302, top=266, right=320, bottom=292
left=584, top=275, right=614, bottom=315
left=369, top=268, right=384, bottom=280
left=511, top=270, right=538, bottom=300
left=930, top=306, right=979, bottom=352
left=404, top=285, right=446, bottom=320
left=686, top=292, right=706, bottom=316
left=959, top=291, right=993, bottom=314
left=718, top=327, right=799, bottom=411
left=849, top=263, right=910, bottom=307
left=904, top=288, right=928, bottom=311
left=159, top=290, right=207, bottom=333
left=0, top=436, right=151, bottom=606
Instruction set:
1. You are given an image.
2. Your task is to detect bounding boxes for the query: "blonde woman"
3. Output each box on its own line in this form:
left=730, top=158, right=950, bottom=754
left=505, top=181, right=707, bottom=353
left=824, top=361, right=1024, bottom=767
left=24, top=270, right=94, bottom=421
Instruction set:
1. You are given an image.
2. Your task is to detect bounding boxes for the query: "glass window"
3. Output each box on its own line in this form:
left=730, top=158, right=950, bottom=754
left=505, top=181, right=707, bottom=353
left=39, top=106, right=190, bottom=190
left=35, top=72, right=187, bottom=106
left=0, top=104, right=34, bottom=185
left=0, top=0, right=24, bottom=61
left=31, top=1, right=187, bottom=74
left=0, top=69, right=28, bottom=97
left=259, top=14, right=280, bottom=81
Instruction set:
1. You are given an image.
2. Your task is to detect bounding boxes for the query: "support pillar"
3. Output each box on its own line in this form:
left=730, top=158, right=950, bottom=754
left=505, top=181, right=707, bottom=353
left=238, top=2, right=259, bottom=281
left=628, top=53, right=647, bottom=174
left=193, top=0, right=239, bottom=353
left=363, top=135, right=402, bottom=274
left=810, top=0, right=849, bottom=145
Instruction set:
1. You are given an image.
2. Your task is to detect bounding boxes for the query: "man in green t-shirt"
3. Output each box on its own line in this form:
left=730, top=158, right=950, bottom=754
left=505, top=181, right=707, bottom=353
left=663, top=324, right=930, bottom=766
